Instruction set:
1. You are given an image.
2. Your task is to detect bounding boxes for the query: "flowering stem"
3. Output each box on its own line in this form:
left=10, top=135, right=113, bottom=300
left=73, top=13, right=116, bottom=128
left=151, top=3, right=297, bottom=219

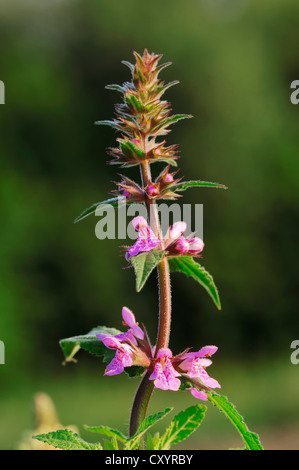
left=129, top=159, right=172, bottom=437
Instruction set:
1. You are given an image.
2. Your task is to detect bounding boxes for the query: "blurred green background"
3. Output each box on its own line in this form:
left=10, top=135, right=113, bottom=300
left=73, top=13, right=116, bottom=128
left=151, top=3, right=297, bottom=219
left=0, top=0, right=299, bottom=450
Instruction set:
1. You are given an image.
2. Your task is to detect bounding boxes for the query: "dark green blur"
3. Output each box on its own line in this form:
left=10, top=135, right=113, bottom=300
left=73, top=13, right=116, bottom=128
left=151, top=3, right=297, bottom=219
left=0, top=0, right=298, bottom=449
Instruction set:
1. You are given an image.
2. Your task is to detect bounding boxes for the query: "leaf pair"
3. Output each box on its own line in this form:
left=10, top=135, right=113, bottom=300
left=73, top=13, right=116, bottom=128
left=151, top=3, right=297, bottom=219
left=73, top=179, right=227, bottom=223
left=131, top=252, right=221, bottom=310
left=33, top=404, right=207, bottom=451
left=33, top=396, right=263, bottom=450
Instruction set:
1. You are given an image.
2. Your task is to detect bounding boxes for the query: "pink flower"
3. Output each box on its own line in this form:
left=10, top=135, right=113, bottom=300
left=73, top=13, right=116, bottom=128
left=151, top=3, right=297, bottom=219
left=149, top=348, right=181, bottom=391
left=179, top=346, right=221, bottom=389
left=126, top=216, right=160, bottom=259
left=175, top=236, right=190, bottom=253
left=188, top=237, right=204, bottom=253
left=121, top=307, right=144, bottom=340
left=165, top=173, right=174, bottom=183
left=102, top=336, right=134, bottom=376
left=166, top=221, right=204, bottom=256
left=147, top=185, right=159, bottom=197
left=97, top=306, right=151, bottom=376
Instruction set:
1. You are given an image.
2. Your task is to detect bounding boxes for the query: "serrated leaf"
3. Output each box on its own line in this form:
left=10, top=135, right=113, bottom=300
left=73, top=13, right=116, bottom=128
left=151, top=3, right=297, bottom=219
left=175, top=180, right=228, bottom=191
left=158, top=405, right=206, bottom=450
left=83, top=425, right=127, bottom=443
left=146, top=432, right=160, bottom=450
left=207, top=393, right=263, bottom=450
left=152, top=114, right=193, bottom=133
left=59, top=326, right=121, bottom=364
left=74, top=197, right=126, bottom=223
left=169, top=256, right=221, bottom=310
left=125, top=408, right=172, bottom=450
left=33, top=429, right=102, bottom=450
left=130, top=251, right=166, bottom=292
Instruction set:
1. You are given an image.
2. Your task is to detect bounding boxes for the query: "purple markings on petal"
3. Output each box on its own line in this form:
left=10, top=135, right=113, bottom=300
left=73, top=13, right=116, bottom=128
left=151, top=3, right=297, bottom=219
left=175, top=236, right=190, bottom=253
left=127, top=216, right=160, bottom=259
left=149, top=348, right=181, bottom=391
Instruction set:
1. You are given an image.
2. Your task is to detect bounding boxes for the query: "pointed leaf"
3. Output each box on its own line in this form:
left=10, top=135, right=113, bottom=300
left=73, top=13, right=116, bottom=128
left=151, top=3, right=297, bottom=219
left=33, top=429, right=102, bottom=450
left=74, top=197, right=126, bottom=223
left=105, top=84, right=126, bottom=93
left=125, top=408, right=172, bottom=450
left=130, top=251, right=166, bottom=292
left=152, top=114, right=193, bottom=133
left=158, top=404, right=206, bottom=450
left=169, top=256, right=221, bottom=309
left=83, top=425, right=127, bottom=443
left=175, top=180, right=228, bottom=191
left=207, top=393, right=263, bottom=450
left=59, top=326, right=122, bottom=364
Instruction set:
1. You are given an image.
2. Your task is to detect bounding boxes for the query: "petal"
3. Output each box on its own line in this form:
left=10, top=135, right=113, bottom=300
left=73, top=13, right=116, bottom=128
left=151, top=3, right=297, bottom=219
left=188, top=388, right=208, bottom=401
left=102, top=336, right=122, bottom=350
left=196, top=346, right=218, bottom=357
left=175, top=236, right=190, bottom=253
left=122, top=307, right=137, bottom=328
left=188, top=237, right=204, bottom=253
left=122, top=307, right=144, bottom=340
left=170, top=221, right=187, bottom=240
left=132, top=216, right=149, bottom=231
left=156, top=347, right=173, bottom=359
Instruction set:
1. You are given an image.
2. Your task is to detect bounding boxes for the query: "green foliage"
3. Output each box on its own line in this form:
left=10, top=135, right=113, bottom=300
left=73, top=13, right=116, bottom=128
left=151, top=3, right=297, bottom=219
left=157, top=404, right=207, bottom=450
left=59, top=326, right=121, bottom=364
left=84, top=424, right=127, bottom=443
left=207, top=393, right=263, bottom=450
left=169, top=256, right=221, bottom=309
left=175, top=180, right=228, bottom=191
left=130, top=250, right=166, bottom=292
left=74, top=197, right=126, bottom=223
left=59, top=326, right=145, bottom=378
left=33, top=429, right=102, bottom=450
left=124, top=408, right=172, bottom=450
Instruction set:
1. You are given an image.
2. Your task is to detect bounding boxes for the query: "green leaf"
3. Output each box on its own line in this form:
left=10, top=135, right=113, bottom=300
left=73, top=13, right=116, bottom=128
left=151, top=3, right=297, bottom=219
left=158, top=405, right=207, bottom=450
left=105, top=84, right=126, bottom=93
left=125, top=408, right=172, bottom=450
left=175, top=180, right=228, bottom=191
left=74, top=197, right=126, bottom=223
left=94, top=119, right=122, bottom=131
left=107, top=436, right=119, bottom=450
left=207, top=393, right=263, bottom=450
left=33, top=429, right=102, bottom=450
left=120, top=139, right=145, bottom=159
left=130, top=251, right=166, bottom=292
left=169, top=256, right=221, bottom=310
left=83, top=425, right=127, bottom=443
left=146, top=432, right=161, bottom=450
left=152, top=114, right=193, bottom=133
left=59, top=326, right=122, bottom=364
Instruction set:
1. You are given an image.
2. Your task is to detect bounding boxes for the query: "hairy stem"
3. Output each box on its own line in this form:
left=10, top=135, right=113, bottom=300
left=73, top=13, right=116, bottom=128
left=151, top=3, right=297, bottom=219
left=129, top=159, right=172, bottom=437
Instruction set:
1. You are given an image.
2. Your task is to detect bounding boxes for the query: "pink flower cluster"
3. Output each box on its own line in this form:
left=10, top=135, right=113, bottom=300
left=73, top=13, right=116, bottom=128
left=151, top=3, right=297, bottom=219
left=126, top=217, right=204, bottom=260
left=98, top=307, right=220, bottom=401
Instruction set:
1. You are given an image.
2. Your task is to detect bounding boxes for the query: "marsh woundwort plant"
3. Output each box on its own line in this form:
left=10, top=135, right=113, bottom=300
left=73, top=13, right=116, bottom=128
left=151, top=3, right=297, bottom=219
left=34, top=50, right=263, bottom=451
